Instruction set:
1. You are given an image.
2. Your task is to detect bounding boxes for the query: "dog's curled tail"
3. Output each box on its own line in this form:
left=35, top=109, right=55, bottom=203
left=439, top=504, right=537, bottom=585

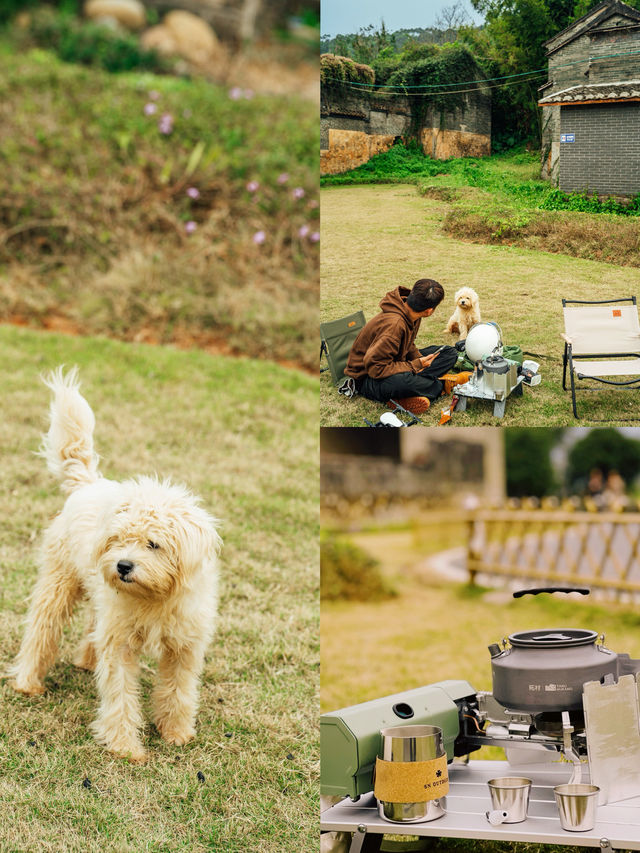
left=39, top=366, right=100, bottom=495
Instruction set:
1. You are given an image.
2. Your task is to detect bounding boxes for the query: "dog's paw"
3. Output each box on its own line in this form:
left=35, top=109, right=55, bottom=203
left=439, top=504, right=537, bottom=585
left=157, top=722, right=195, bottom=746
left=108, top=741, right=148, bottom=763
left=11, top=678, right=46, bottom=696
left=72, top=646, right=97, bottom=672
left=124, top=748, right=148, bottom=764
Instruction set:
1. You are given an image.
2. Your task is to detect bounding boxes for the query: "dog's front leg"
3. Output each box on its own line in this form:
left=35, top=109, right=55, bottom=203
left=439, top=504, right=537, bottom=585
left=90, top=626, right=146, bottom=763
left=152, top=641, right=206, bottom=746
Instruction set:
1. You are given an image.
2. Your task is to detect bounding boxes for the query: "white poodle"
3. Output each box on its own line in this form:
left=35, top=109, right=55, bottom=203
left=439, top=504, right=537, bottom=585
left=10, top=368, right=221, bottom=763
left=446, top=286, right=481, bottom=340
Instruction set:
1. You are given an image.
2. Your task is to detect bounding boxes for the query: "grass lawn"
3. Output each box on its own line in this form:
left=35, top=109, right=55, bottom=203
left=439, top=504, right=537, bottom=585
left=321, top=525, right=640, bottom=853
left=0, top=325, right=318, bottom=852
left=320, top=183, right=640, bottom=426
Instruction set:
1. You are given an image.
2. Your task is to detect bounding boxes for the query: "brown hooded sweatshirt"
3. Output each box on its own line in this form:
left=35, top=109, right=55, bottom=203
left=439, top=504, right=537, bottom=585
left=344, top=286, right=425, bottom=380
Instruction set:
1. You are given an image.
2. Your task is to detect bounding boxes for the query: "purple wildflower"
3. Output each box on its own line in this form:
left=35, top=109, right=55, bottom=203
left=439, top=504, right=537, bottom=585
left=308, top=199, right=319, bottom=209
left=229, top=86, right=243, bottom=100
left=246, top=180, right=260, bottom=193
left=185, top=221, right=197, bottom=234
left=292, top=187, right=305, bottom=200
left=143, top=103, right=157, bottom=116
left=253, top=230, right=266, bottom=245
left=310, top=231, right=320, bottom=243
left=277, top=172, right=289, bottom=184
left=149, top=90, right=160, bottom=101
left=298, top=225, right=310, bottom=238
left=186, top=187, right=200, bottom=199
left=158, top=113, right=174, bottom=135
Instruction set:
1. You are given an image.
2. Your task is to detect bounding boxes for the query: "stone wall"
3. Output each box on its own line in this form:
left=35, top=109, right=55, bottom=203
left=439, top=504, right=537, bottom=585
left=321, top=85, right=491, bottom=175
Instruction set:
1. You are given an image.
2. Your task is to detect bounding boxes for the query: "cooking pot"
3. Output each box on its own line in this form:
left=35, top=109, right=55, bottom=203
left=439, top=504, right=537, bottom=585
left=489, top=587, right=619, bottom=713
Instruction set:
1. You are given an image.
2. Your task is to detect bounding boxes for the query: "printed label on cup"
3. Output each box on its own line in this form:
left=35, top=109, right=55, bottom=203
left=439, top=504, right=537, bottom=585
left=374, top=755, right=449, bottom=803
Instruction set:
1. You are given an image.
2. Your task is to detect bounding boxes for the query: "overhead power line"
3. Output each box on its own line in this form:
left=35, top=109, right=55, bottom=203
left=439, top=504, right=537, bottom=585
left=363, top=71, right=549, bottom=98
left=322, top=45, right=640, bottom=95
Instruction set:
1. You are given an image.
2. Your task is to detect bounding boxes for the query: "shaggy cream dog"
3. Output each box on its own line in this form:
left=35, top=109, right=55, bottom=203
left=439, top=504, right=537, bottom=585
left=10, top=368, right=221, bottom=763
left=445, top=286, right=481, bottom=340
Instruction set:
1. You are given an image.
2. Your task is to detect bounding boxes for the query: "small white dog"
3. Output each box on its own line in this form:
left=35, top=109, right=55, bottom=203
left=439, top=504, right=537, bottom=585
left=446, top=286, right=481, bottom=340
left=10, top=368, right=221, bottom=763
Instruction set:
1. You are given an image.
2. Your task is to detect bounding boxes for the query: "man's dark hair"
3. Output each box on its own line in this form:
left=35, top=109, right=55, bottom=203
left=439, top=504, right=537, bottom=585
left=406, top=279, right=444, bottom=312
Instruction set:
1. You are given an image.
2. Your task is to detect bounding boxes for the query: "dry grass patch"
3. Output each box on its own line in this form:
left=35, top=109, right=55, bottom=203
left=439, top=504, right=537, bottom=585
left=445, top=207, right=640, bottom=267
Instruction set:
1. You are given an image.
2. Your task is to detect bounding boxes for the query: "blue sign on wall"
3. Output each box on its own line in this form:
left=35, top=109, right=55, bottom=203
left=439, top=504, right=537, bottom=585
left=560, top=133, right=575, bottom=143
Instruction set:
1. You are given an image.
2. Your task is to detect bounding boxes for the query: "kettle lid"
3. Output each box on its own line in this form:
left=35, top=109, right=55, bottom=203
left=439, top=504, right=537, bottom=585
left=509, top=628, right=598, bottom=648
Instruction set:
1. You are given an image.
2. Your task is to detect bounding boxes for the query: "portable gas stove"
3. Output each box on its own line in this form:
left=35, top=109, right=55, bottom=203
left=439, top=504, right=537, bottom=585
left=321, top=588, right=640, bottom=851
left=453, top=321, right=524, bottom=418
left=455, top=354, right=524, bottom=418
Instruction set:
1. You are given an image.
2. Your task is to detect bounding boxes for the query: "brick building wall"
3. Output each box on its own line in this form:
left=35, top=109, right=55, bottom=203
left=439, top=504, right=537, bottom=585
left=540, top=1, right=640, bottom=191
left=559, top=102, right=640, bottom=195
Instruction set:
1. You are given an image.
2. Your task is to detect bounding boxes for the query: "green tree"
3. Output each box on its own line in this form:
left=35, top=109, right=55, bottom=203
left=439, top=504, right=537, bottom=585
left=567, top=429, right=640, bottom=491
left=466, top=0, right=640, bottom=146
left=333, top=33, right=352, bottom=57
left=466, top=0, right=573, bottom=145
left=505, top=428, right=562, bottom=496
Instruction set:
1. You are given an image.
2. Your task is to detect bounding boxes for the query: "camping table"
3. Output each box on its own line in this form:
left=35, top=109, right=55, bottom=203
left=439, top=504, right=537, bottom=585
left=455, top=375, right=524, bottom=418
left=320, top=760, right=640, bottom=851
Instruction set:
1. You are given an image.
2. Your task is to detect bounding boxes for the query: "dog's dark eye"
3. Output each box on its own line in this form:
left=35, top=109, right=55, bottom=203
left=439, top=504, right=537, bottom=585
left=147, top=540, right=160, bottom=550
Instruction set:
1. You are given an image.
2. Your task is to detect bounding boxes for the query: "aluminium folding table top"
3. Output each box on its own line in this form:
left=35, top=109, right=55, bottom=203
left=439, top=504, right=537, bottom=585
left=321, top=760, right=640, bottom=852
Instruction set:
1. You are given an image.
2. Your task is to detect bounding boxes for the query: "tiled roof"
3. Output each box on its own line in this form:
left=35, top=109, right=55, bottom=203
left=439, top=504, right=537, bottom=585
left=539, top=79, right=640, bottom=104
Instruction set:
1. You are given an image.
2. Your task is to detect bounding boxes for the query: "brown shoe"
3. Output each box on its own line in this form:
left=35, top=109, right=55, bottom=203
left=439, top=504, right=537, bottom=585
left=440, top=371, right=472, bottom=395
left=388, top=396, right=430, bottom=415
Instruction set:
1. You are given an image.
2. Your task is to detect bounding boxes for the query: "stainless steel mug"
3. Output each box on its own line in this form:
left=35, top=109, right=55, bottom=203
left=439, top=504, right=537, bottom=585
left=554, top=784, right=600, bottom=831
left=487, top=777, right=532, bottom=823
left=376, top=725, right=447, bottom=823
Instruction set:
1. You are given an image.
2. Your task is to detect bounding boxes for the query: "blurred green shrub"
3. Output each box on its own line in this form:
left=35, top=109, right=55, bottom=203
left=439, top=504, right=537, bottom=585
left=321, top=532, right=397, bottom=601
left=23, top=7, right=167, bottom=73
left=505, top=428, right=561, bottom=497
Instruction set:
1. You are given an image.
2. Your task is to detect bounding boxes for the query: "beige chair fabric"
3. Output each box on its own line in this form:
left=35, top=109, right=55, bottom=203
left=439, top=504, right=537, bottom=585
left=562, top=299, right=640, bottom=418
left=574, top=358, right=640, bottom=378
left=563, top=304, right=640, bottom=355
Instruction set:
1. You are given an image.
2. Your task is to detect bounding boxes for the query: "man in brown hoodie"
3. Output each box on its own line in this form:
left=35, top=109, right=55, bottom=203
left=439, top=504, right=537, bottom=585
left=342, top=278, right=468, bottom=414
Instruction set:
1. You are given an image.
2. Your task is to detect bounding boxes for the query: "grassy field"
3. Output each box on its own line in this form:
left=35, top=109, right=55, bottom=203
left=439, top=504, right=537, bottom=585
left=0, top=46, right=318, bottom=369
left=322, top=146, right=640, bottom=267
left=321, top=523, right=640, bottom=853
left=321, top=524, right=640, bottom=710
left=320, top=183, right=640, bottom=426
left=0, top=326, right=318, bottom=852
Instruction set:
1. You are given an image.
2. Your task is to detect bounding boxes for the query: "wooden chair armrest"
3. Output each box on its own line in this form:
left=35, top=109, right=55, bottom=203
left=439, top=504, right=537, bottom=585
left=560, top=333, right=573, bottom=345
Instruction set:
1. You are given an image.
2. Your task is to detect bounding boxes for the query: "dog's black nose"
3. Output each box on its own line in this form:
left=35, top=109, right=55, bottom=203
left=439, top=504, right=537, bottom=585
left=117, top=560, right=134, bottom=577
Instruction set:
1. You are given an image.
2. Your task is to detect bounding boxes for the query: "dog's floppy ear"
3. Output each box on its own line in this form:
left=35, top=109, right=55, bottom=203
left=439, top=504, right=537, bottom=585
left=90, top=503, right=124, bottom=564
left=174, top=506, right=222, bottom=575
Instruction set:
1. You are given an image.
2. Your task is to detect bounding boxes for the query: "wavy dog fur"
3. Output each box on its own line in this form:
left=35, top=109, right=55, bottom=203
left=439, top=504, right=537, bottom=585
left=10, top=368, right=221, bottom=762
left=445, top=286, right=481, bottom=341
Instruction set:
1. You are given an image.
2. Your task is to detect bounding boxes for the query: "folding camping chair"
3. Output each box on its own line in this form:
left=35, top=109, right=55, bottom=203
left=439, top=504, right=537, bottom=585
left=320, top=311, right=366, bottom=386
left=561, top=297, right=640, bottom=419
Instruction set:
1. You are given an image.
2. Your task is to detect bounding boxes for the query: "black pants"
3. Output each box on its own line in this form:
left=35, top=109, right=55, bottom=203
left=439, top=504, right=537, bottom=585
left=356, top=345, right=459, bottom=403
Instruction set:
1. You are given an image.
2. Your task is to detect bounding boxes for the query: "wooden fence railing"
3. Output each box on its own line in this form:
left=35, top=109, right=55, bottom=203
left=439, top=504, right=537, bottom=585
left=467, top=509, right=640, bottom=594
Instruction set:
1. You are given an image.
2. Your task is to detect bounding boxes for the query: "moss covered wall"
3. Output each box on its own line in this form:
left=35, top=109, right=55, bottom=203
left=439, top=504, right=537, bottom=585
left=321, top=86, right=490, bottom=174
